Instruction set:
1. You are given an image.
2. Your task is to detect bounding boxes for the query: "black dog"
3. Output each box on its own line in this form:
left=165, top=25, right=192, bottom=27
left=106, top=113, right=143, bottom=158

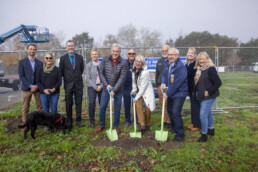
left=18, top=111, right=67, bottom=139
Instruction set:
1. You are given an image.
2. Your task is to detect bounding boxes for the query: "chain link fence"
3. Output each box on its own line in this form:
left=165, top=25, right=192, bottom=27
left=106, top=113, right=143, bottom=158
left=0, top=47, right=257, bottom=113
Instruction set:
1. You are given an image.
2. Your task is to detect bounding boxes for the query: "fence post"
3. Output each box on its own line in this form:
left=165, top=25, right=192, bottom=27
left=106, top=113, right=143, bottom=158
left=214, top=47, right=219, bottom=110
left=82, top=47, right=87, bottom=116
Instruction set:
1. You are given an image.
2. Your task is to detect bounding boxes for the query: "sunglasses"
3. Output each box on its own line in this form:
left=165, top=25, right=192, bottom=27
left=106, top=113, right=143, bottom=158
left=45, top=57, right=53, bottom=60
left=128, top=53, right=136, bottom=55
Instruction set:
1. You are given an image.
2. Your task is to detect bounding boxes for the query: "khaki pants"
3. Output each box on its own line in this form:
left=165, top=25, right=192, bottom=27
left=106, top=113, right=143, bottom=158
left=22, top=91, right=42, bottom=123
left=135, top=97, right=151, bottom=127
left=157, top=86, right=171, bottom=124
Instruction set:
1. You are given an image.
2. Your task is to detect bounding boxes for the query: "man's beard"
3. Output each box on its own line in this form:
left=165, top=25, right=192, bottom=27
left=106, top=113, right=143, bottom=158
left=162, top=54, right=168, bottom=58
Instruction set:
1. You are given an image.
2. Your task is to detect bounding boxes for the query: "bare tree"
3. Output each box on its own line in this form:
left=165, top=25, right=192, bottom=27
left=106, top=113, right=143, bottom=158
left=139, top=27, right=162, bottom=47
left=102, top=24, right=162, bottom=49
left=117, top=24, right=138, bottom=47
left=103, top=34, right=118, bottom=48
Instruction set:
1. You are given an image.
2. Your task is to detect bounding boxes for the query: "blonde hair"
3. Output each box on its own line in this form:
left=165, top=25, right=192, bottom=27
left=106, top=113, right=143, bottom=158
left=194, top=52, right=215, bottom=69
left=185, top=47, right=197, bottom=65
left=90, top=49, right=98, bottom=54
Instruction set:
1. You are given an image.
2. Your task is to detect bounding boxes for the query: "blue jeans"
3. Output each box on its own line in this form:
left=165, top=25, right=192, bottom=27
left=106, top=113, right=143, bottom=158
left=123, top=89, right=132, bottom=123
left=200, top=98, right=216, bottom=134
left=40, top=93, right=60, bottom=113
left=167, top=97, right=186, bottom=137
left=99, top=89, right=123, bottom=128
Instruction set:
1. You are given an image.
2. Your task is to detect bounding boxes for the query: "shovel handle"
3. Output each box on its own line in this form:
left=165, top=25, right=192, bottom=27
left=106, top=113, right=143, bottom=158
left=107, top=86, right=113, bottom=97
left=130, top=92, right=137, bottom=101
left=161, top=86, right=168, bottom=95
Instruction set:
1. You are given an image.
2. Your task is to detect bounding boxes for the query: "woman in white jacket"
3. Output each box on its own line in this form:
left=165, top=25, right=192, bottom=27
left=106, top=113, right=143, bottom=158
left=131, top=55, right=155, bottom=131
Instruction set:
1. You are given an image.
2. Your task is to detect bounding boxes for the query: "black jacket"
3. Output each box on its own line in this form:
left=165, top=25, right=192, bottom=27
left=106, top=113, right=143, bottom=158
left=186, top=60, right=197, bottom=96
left=99, top=55, right=127, bottom=92
left=155, top=57, right=168, bottom=87
left=59, top=53, right=84, bottom=90
left=36, top=66, right=62, bottom=94
left=195, top=67, right=222, bottom=100
left=123, top=59, right=134, bottom=90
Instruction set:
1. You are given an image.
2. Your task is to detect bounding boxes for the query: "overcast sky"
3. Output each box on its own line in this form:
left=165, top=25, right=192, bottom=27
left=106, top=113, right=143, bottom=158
left=1, top=0, right=258, bottom=46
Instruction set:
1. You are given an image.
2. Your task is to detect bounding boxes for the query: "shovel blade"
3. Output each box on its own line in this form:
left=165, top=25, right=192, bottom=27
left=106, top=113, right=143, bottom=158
left=130, top=132, right=142, bottom=138
left=155, top=130, right=168, bottom=142
left=106, top=129, right=118, bottom=141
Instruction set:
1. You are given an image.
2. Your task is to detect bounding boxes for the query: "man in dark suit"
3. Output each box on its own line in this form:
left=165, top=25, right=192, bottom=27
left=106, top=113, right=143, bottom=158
left=59, top=40, right=85, bottom=127
left=18, top=44, right=43, bottom=124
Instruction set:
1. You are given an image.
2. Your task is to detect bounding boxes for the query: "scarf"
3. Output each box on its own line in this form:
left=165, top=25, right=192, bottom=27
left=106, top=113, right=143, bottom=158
left=92, top=61, right=100, bottom=85
left=194, top=63, right=210, bottom=85
left=134, top=67, right=143, bottom=92
left=43, top=63, right=55, bottom=74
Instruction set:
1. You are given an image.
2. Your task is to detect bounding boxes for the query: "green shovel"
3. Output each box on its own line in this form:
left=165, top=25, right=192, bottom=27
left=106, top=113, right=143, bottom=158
left=155, top=86, right=168, bottom=142
left=106, top=86, right=118, bottom=141
left=129, top=93, right=141, bottom=138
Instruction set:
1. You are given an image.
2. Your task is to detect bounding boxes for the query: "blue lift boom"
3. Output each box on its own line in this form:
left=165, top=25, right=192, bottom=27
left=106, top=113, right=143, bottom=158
left=0, top=24, right=49, bottom=44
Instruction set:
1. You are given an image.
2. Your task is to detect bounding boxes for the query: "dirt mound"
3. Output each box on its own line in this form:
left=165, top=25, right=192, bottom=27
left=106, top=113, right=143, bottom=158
left=4, top=116, right=21, bottom=133
left=91, top=137, right=161, bottom=150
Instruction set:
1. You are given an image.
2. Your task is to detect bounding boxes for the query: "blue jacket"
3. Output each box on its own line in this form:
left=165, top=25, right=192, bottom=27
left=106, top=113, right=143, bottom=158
left=18, top=57, right=43, bottom=91
left=162, top=58, right=188, bottom=98
left=123, top=59, right=133, bottom=90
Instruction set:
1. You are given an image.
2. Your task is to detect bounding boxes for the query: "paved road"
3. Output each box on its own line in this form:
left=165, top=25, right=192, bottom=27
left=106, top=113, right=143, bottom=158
left=0, top=87, right=22, bottom=111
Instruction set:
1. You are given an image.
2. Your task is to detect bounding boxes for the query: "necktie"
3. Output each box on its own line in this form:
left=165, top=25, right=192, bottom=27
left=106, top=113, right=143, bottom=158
left=71, top=55, right=75, bottom=70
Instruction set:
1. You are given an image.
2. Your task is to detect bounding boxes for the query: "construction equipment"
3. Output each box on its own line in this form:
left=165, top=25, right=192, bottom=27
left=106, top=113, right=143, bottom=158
left=0, top=24, right=49, bottom=44
left=129, top=93, right=141, bottom=138
left=155, top=86, right=169, bottom=142
left=106, top=86, right=118, bottom=141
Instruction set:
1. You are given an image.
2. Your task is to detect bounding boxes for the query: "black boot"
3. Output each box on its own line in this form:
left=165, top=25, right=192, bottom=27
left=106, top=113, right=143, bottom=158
left=197, top=134, right=208, bottom=142
left=208, top=128, right=215, bottom=136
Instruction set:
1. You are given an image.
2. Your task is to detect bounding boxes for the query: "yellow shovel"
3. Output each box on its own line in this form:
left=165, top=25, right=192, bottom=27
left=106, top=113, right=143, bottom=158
left=106, top=86, right=118, bottom=141
left=129, top=93, right=141, bottom=138
left=155, top=87, right=168, bottom=141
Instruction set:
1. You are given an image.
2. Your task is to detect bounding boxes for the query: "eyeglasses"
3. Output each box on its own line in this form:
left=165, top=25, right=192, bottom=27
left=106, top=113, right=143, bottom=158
left=128, top=53, right=136, bottom=55
left=45, top=57, right=53, bottom=60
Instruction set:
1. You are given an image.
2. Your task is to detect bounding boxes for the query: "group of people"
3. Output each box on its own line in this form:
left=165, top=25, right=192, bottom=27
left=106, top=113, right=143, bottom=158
left=18, top=41, right=221, bottom=142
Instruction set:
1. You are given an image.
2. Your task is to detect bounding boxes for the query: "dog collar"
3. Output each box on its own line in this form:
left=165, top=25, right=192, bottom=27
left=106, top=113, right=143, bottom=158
left=54, top=116, right=63, bottom=124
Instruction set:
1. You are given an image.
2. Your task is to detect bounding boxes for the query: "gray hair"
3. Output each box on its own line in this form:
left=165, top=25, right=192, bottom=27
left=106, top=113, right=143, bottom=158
left=170, top=47, right=180, bottom=54
left=135, top=55, right=147, bottom=69
left=111, top=43, right=121, bottom=51
left=44, top=52, right=53, bottom=58
left=66, top=40, right=74, bottom=45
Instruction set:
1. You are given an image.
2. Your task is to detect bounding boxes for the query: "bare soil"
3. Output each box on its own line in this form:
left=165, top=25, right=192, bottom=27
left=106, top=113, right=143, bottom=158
left=4, top=116, right=22, bottom=133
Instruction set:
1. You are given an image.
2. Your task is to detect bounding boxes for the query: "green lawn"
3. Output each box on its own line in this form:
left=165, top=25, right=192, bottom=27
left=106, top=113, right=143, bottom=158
left=0, top=73, right=257, bottom=171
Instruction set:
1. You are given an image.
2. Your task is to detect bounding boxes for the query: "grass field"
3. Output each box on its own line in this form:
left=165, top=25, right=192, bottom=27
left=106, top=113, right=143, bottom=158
left=0, top=73, right=257, bottom=171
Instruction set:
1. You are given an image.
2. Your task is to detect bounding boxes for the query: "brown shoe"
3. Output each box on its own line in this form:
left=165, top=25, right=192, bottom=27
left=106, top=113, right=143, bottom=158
left=190, top=127, right=201, bottom=131
left=187, top=124, right=194, bottom=130
left=96, top=127, right=105, bottom=133
left=114, top=128, right=120, bottom=133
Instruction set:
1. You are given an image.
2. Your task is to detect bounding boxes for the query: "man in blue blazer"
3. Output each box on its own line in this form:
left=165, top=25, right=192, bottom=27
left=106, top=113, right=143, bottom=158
left=18, top=44, right=43, bottom=124
left=162, top=48, right=188, bottom=142
left=59, top=40, right=85, bottom=127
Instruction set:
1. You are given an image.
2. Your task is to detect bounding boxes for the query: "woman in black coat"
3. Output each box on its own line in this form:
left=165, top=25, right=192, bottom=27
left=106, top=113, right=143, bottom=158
left=36, top=53, right=62, bottom=113
left=194, top=52, right=222, bottom=142
left=185, top=47, right=201, bottom=131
